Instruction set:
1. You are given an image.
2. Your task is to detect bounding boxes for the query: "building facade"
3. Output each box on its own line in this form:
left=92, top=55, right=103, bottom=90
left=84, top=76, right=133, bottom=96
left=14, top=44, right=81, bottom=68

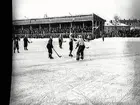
left=104, top=21, right=140, bottom=37
left=12, top=14, right=106, bottom=39
left=119, top=19, right=140, bottom=29
left=104, top=22, right=130, bottom=32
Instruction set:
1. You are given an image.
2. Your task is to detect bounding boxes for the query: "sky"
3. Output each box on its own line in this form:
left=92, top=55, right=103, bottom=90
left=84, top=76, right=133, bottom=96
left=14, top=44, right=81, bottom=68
left=12, top=0, right=140, bottom=21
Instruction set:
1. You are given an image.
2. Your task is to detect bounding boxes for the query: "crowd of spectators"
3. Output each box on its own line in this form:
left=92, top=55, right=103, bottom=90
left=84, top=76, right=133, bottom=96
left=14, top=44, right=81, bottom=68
left=14, top=25, right=92, bottom=34
left=13, top=25, right=92, bottom=38
left=13, top=25, right=140, bottom=38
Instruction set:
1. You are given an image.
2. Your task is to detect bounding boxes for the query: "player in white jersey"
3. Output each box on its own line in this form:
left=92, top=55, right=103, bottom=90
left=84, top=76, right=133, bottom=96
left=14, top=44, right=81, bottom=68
left=75, top=35, right=85, bottom=60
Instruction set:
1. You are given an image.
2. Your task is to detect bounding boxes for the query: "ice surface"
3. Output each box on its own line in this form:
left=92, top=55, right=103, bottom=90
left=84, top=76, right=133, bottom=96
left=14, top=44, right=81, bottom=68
left=11, top=37, right=140, bottom=105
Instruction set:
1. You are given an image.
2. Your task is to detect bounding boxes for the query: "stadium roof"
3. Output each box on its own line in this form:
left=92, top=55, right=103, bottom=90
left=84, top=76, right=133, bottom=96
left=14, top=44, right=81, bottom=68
left=13, top=14, right=106, bottom=25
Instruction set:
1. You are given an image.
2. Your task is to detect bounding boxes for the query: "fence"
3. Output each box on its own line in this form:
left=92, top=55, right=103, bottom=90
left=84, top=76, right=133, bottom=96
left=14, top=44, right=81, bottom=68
left=15, top=32, right=93, bottom=39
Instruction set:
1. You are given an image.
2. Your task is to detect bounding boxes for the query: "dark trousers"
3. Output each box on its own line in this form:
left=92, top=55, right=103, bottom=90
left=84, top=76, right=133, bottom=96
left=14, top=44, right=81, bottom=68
left=48, top=48, right=53, bottom=58
left=14, top=44, right=19, bottom=53
left=102, top=36, right=104, bottom=41
left=59, top=40, right=62, bottom=48
left=69, top=42, right=73, bottom=56
left=24, top=42, right=28, bottom=50
left=76, top=45, right=85, bottom=60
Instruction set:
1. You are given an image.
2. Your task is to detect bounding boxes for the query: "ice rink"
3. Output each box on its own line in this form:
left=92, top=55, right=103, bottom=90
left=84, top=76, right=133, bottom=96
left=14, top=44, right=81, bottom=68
left=11, top=37, right=140, bottom=105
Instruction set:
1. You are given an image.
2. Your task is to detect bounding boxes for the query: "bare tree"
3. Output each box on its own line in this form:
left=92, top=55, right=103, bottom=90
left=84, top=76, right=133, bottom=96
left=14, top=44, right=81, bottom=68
left=114, top=15, right=120, bottom=23
left=113, top=15, right=120, bottom=37
left=44, top=13, right=48, bottom=18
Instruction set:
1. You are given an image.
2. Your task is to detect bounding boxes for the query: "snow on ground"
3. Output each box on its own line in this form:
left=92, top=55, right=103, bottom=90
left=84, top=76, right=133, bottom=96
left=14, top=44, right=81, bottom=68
left=11, top=37, right=140, bottom=105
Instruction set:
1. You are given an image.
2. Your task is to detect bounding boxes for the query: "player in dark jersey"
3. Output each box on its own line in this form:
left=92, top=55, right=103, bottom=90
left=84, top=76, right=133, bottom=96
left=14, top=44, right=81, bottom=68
left=58, top=34, right=63, bottom=49
left=46, top=36, right=54, bottom=59
left=69, top=33, right=77, bottom=57
left=13, top=35, right=20, bottom=53
left=23, top=35, right=30, bottom=50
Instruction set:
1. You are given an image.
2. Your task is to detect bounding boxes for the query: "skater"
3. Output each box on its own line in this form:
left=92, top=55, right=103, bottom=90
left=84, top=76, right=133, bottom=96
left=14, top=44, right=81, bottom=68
left=102, top=32, right=105, bottom=41
left=58, top=34, right=63, bottom=49
left=87, top=34, right=91, bottom=42
left=46, top=36, right=54, bottom=59
left=69, top=33, right=77, bottom=57
left=75, top=35, right=85, bottom=60
left=13, top=34, right=20, bottom=53
left=100, top=31, right=104, bottom=41
left=23, top=35, right=30, bottom=50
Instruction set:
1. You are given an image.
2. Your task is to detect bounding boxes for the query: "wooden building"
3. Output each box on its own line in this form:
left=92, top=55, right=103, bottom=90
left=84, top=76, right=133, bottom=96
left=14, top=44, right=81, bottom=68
left=13, top=13, right=106, bottom=39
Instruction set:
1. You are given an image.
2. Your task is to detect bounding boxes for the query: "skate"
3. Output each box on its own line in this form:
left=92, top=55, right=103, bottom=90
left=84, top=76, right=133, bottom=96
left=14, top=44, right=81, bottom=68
left=69, top=54, right=73, bottom=57
left=50, top=56, right=54, bottom=59
left=81, top=56, right=84, bottom=60
left=25, top=47, right=28, bottom=50
left=76, top=57, right=79, bottom=61
left=49, top=54, right=54, bottom=59
left=76, top=55, right=80, bottom=61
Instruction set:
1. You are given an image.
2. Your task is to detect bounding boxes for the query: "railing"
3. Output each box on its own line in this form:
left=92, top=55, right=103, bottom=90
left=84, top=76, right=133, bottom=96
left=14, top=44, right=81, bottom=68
left=15, top=32, right=93, bottom=38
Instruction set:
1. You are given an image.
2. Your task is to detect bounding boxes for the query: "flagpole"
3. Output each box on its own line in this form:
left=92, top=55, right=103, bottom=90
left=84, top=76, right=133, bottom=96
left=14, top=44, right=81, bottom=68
left=69, top=12, right=75, bottom=35
left=24, top=16, right=31, bottom=36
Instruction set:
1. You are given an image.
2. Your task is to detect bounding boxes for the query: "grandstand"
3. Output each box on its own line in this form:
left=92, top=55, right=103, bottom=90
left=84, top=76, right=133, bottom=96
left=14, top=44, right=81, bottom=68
left=12, top=13, right=106, bottom=39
